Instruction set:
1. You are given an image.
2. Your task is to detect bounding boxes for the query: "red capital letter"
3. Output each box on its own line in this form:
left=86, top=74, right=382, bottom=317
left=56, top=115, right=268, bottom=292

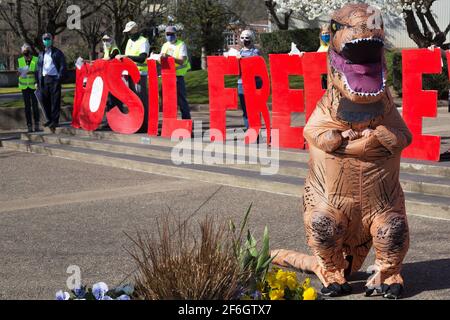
left=72, top=63, right=90, bottom=129
left=240, top=56, right=271, bottom=145
left=147, top=59, right=159, bottom=136
left=105, top=58, right=144, bottom=134
left=79, top=60, right=110, bottom=131
left=161, top=57, right=192, bottom=138
left=207, top=56, right=239, bottom=142
left=303, top=52, right=327, bottom=123
left=402, top=49, right=442, bottom=161
left=269, top=54, right=304, bottom=149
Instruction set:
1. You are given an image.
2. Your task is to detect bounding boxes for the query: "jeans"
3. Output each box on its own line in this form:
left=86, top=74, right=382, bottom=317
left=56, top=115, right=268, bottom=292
left=177, top=76, right=191, bottom=120
left=238, top=83, right=248, bottom=129
left=41, top=75, right=61, bottom=125
left=237, top=77, right=262, bottom=129
left=22, top=88, right=40, bottom=127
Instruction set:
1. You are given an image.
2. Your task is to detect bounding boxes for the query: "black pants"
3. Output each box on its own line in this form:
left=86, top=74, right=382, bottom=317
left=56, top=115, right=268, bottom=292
left=321, top=75, right=328, bottom=90
left=41, top=75, right=62, bottom=125
left=127, top=74, right=149, bottom=132
left=177, top=76, right=191, bottom=120
left=22, top=88, right=40, bottom=127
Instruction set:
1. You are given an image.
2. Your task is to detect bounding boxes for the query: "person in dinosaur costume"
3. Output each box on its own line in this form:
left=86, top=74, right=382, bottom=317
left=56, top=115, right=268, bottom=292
left=272, top=3, right=412, bottom=299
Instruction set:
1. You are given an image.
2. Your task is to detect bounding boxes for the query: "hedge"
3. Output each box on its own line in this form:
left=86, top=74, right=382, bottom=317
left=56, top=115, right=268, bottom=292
left=259, top=29, right=320, bottom=55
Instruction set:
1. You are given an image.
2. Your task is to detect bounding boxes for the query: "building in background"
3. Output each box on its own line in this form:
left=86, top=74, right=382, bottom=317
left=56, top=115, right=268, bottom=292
left=224, top=19, right=271, bottom=51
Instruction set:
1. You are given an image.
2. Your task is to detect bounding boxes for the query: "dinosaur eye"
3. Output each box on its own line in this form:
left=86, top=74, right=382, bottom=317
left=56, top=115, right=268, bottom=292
left=331, top=20, right=345, bottom=32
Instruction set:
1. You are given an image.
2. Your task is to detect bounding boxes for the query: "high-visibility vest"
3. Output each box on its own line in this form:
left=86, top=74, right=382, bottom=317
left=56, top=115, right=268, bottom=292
left=161, top=40, right=191, bottom=77
left=18, top=55, right=38, bottom=90
left=125, top=36, right=149, bottom=72
left=103, top=43, right=121, bottom=59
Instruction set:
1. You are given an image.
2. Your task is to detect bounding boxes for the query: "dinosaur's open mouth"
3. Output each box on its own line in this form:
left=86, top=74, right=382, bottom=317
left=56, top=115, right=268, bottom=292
left=330, top=38, right=385, bottom=96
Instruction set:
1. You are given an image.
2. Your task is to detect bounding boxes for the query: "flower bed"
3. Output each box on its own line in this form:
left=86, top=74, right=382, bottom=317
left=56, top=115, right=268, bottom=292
left=56, top=206, right=318, bottom=301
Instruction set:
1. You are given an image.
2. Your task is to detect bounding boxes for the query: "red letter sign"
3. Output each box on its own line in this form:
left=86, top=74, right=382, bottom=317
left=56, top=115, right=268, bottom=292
left=270, top=54, right=304, bottom=149
left=72, top=62, right=90, bottom=129
left=240, top=56, right=271, bottom=145
left=161, top=57, right=192, bottom=138
left=402, top=49, right=442, bottom=161
left=105, top=58, right=144, bottom=134
left=303, top=52, right=328, bottom=123
left=79, top=60, right=110, bottom=131
left=207, top=56, right=239, bottom=142
left=147, top=59, right=160, bottom=136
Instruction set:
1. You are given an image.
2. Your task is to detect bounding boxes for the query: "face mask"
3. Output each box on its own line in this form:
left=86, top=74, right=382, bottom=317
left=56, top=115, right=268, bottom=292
left=166, top=35, right=176, bottom=43
left=104, top=41, right=112, bottom=49
left=43, top=39, right=52, bottom=48
left=321, top=34, right=330, bottom=44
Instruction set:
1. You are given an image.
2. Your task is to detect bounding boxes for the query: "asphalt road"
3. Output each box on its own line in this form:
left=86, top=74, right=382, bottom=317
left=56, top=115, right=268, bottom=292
left=0, top=149, right=449, bottom=300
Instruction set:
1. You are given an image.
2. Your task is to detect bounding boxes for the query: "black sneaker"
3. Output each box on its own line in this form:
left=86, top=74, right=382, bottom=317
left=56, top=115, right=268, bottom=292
left=27, top=126, right=33, bottom=133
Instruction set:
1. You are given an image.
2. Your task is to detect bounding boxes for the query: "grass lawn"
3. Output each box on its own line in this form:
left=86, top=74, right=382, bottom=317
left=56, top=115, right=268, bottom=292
left=0, top=83, right=76, bottom=95
left=0, top=91, right=74, bottom=108
left=184, top=69, right=304, bottom=105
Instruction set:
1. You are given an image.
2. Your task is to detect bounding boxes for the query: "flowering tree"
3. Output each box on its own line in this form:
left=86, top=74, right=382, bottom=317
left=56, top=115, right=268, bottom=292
left=273, top=0, right=450, bottom=48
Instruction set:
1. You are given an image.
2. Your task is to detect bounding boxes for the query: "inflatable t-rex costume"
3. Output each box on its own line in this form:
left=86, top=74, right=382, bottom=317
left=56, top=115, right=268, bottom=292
left=272, top=4, right=412, bottom=299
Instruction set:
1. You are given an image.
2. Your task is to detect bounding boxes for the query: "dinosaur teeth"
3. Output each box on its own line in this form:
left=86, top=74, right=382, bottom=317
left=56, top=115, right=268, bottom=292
left=346, top=37, right=384, bottom=46
left=341, top=74, right=386, bottom=96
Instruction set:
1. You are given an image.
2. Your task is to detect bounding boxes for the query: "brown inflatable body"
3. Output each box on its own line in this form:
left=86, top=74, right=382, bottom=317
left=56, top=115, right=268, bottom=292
left=272, top=4, right=412, bottom=299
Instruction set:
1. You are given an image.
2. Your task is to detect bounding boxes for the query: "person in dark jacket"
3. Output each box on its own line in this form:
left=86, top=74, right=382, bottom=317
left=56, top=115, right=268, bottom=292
left=36, top=33, right=67, bottom=129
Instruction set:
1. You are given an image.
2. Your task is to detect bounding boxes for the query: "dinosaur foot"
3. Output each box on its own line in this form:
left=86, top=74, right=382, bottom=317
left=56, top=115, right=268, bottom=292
left=320, top=282, right=352, bottom=297
left=365, top=283, right=404, bottom=300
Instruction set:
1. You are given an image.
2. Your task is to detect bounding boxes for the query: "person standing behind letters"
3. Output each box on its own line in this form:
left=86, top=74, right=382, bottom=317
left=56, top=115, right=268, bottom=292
left=160, top=26, right=192, bottom=120
left=116, top=21, right=150, bottom=131
left=36, top=33, right=67, bottom=129
left=18, top=44, right=40, bottom=132
left=236, top=30, right=262, bottom=130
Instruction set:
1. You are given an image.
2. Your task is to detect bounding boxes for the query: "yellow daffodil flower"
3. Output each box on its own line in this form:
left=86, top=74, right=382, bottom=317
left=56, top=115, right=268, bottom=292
left=269, top=289, right=285, bottom=300
left=303, top=287, right=317, bottom=300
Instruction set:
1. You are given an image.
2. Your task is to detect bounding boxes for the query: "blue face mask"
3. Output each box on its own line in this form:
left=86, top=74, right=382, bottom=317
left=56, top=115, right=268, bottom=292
left=321, top=34, right=330, bottom=44
left=166, top=35, right=176, bottom=43
left=43, top=39, right=52, bottom=48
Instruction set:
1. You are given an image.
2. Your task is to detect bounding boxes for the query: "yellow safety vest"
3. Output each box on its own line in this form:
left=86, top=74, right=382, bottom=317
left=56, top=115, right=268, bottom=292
left=103, top=43, right=121, bottom=59
left=18, top=56, right=38, bottom=90
left=161, top=40, right=191, bottom=77
left=125, top=36, right=149, bottom=72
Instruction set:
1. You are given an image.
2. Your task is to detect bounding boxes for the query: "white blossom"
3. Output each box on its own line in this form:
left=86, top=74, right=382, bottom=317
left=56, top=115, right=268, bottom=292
left=277, top=0, right=429, bottom=20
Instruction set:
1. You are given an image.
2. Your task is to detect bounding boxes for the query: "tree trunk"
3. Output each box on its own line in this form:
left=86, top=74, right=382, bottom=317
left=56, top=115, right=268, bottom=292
left=90, top=44, right=97, bottom=61
left=264, top=0, right=291, bottom=30
left=403, top=9, right=432, bottom=48
left=201, top=47, right=207, bottom=70
left=403, top=5, right=449, bottom=48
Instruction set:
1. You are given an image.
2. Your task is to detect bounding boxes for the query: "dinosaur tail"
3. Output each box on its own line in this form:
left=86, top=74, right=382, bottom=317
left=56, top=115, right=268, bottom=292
left=271, top=249, right=318, bottom=275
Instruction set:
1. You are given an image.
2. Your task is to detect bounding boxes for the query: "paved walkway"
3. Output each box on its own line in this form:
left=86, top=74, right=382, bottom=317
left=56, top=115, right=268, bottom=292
left=0, top=149, right=449, bottom=300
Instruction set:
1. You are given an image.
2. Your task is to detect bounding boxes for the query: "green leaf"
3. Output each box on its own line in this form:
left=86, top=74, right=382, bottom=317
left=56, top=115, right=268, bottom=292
left=261, top=226, right=270, bottom=256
